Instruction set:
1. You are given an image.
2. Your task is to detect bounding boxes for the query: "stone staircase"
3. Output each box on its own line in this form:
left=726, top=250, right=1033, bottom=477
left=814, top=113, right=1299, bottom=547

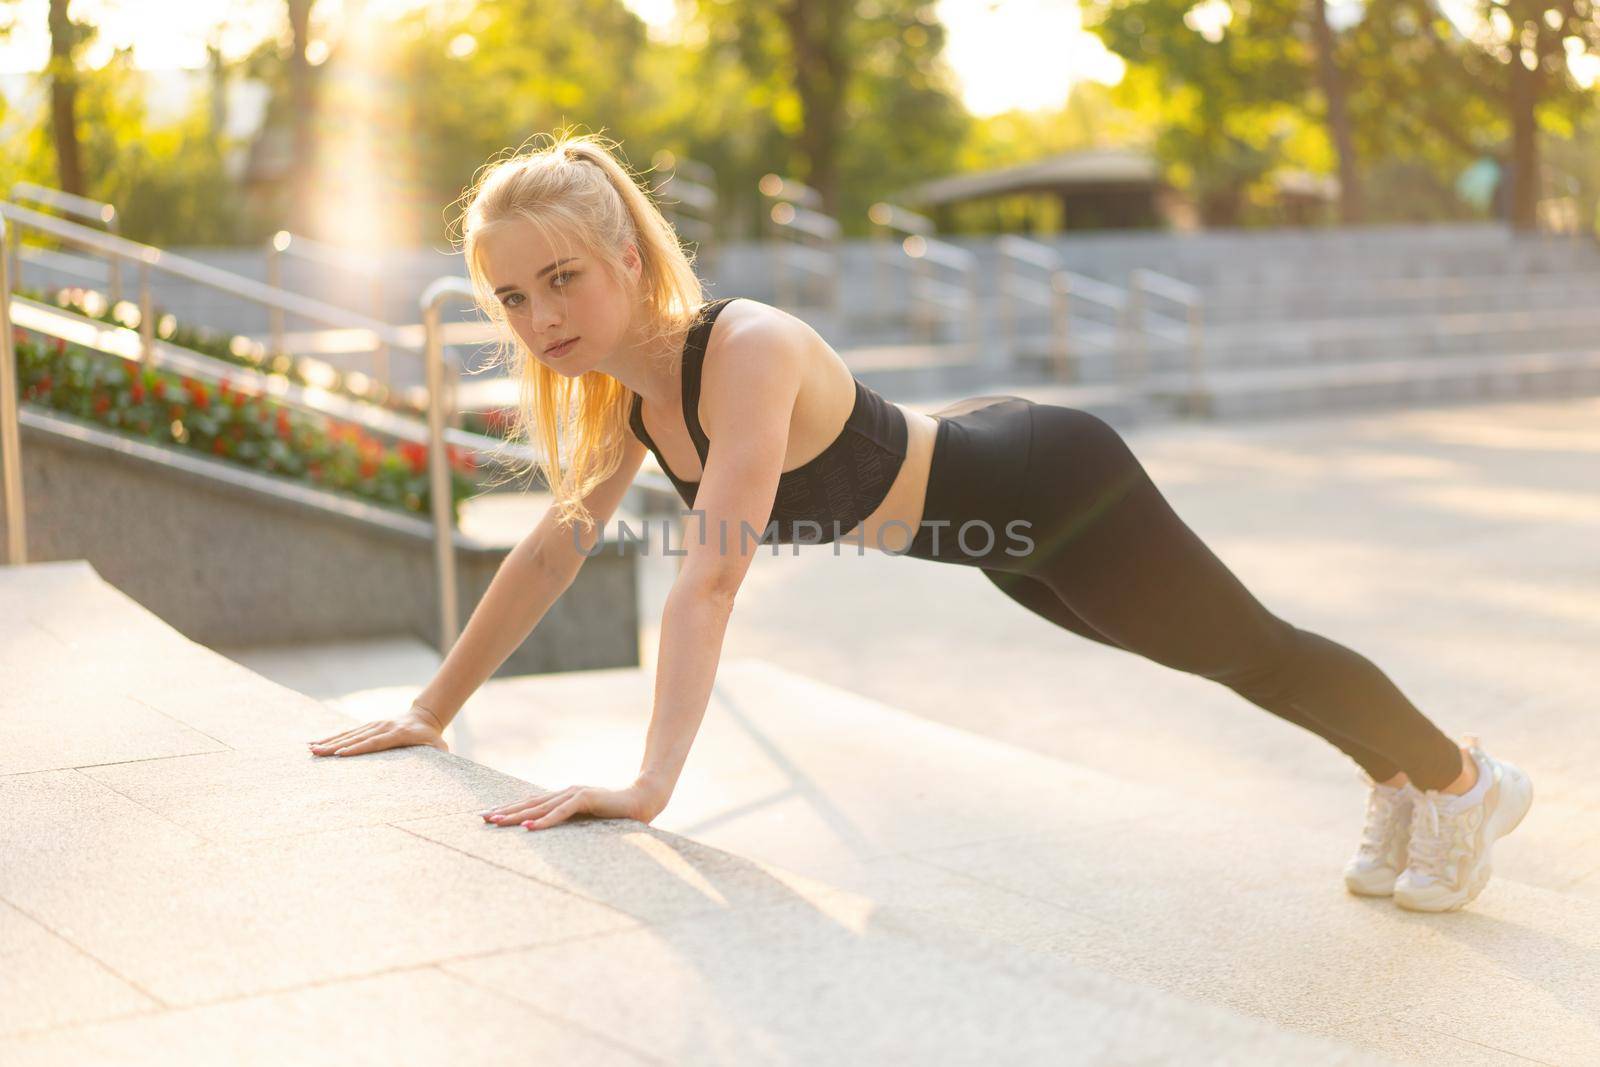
left=2, top=559, right=1383, bottom=1065
left=11, top=544, right=1594, bottom=1062
left=1000, top=227, right=1600, bottom=420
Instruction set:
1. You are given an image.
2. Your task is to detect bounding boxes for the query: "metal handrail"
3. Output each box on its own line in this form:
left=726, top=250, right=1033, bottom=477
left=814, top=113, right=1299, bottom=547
left=1128, top=267, right=1206, bottom=411
left=9, top=292, right=531, bottom=465
left=868, top=202, right=980, bottom=353
left=9, top=182, right=122, bottom=300
left=0, top=202, right=414, bottom=368
left=995, top=235, right=1067, bottom=377
left=652, top=151, right=718, bottom=275
left=1, top=215, right=26, bottom=564
left=760, top=176, right=840, bottom=311
left=758, top=173, right=824, bottom=212
left=267, top=229, right=390, bottom=387
left=995, top=243, right=1140, bottom=386
left=419, top=277, right=473, bottom=658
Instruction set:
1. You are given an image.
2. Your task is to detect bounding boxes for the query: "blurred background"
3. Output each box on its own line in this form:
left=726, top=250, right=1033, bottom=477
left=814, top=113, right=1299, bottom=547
left=2, top=0, right=1596, bottom=248
left=3, top=0, right=1599, bottom=671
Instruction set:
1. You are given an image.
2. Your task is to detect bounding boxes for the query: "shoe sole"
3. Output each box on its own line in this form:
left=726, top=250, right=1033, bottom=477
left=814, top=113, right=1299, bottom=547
left=1344, top=867, right=1400, bottom=896
left=1394, top=761, right=1533, bottom=913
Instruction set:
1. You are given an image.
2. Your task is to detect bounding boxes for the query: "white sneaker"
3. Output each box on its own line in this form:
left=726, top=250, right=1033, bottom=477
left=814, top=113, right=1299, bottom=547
left=1343, top=767, right=1414, bottom=896
left=1394, top=736, right=1534, bottom=913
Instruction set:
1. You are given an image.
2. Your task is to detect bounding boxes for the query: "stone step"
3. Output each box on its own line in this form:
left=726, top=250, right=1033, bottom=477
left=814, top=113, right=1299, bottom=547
left=1199, top=269, right=1600, bottom=321
left=409, top=657, right=1598, bottom=1066
left=0, top=560, right=1382, bottom=1066
left=1139, top=347, right=1600, bottom=419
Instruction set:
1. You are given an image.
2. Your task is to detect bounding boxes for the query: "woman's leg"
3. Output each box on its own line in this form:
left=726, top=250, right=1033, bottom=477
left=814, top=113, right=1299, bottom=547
left=978, top=567, right=1407, bottom=781
left=1008, top=405, right=1463, bottom=791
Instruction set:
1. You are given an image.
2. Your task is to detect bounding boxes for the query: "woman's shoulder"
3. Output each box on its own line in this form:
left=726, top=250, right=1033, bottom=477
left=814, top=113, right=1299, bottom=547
left=705, top=297, right=810, bottom=355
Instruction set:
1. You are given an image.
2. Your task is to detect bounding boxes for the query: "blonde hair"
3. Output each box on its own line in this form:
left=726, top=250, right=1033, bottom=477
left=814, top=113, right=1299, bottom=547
left=451, top=128, right=704, bottom=533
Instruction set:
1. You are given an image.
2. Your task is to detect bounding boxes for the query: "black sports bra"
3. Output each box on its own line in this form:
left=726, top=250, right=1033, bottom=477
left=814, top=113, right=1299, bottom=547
left=628, top=297, right=909, bottom=545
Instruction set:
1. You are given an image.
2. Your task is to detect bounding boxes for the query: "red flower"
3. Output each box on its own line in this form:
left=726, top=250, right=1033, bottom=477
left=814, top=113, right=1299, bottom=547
left=276, top=421, right=293, bottom=441
left=212, top=438, right=228, bottom=456
left=231, top=392, right=247, bottom=409
left=152, top=380, right=168, bottom=400
left=399, top=440, right=427, bottom=475
left=51, top=337, right=67, bottom=355
left=168, top=403, right=185, bottom=421
left=92, top=393, right=111, bottom=416
left=308, top=461, right=323, bottom=480
left=359, top=457, right=379, bottom=479
left=130, top=382, right=146, bottom=404
left=37, top=375, right=53, bottom=392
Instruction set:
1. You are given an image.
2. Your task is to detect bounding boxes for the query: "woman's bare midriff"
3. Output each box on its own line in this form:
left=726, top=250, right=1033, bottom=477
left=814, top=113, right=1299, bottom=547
left=636, top=299, right=939, bottom=553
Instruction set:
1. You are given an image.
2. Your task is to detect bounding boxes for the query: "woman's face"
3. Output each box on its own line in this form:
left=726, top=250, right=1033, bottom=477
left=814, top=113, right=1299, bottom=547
left=477, top=217, right=641, bottom=376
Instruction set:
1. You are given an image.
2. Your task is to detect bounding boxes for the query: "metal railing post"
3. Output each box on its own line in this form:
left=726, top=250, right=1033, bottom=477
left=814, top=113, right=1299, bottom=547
left=1187, top=302, right=1206, bottom=415
left=995, top=252, right=1015, bottom=363
left=1, top=216, right=26, bottom=564
left=8, top=182, right=121, bottom=300
left=138, top=254, right=156, bottom=367
left=419, top=277, right=472, bottom=657
left=966, top=263, right=984, bottom=368
left=268, top=232, right=288, bottom=358
left=1050, top=272, right=1071, bottom=381
left=371, top=274, right=389, bottom=388
left=1126, top=271, right=1146, bottom=388
left=105, top=212, right=122, bottom=303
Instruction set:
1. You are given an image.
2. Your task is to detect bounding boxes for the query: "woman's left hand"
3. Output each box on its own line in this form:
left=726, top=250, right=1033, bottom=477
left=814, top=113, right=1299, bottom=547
left=479, top=781, right=668, bottom=831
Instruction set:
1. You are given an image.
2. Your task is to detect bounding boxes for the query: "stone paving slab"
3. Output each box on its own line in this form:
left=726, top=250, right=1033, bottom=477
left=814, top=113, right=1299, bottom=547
left=78, top=745, right=552, bottom=845
left=1306, top=1014, right=1571, bottom=1067
left=0, top=899, right=158, bottom=1039
left=0, top=685, right=226, bottom=776
left=2, top=817, right=641, bottom=1007
left=907, top=819, right=1600, bottom=1039
left=393, top=814, right=808, bottom=925
left=0, top=967, right=657, bottom=1066
left=439, top=873, right=1380, bottom=1067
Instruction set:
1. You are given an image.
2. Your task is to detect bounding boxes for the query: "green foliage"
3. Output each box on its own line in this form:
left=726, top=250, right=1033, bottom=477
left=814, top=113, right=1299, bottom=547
left=5, top=0, right=1597, bottom=249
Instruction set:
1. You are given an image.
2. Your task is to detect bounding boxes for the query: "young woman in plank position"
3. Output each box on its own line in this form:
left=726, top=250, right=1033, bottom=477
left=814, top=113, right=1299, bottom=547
left=310, top=132, right=1532, bottom=914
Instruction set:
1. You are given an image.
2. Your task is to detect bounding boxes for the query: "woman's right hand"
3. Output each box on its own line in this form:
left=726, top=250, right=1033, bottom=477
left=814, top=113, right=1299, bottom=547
left=308, top=703, right=450, bottom=757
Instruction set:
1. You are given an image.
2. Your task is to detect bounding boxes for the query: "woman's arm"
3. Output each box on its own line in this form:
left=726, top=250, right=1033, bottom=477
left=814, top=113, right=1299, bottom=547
left=311, top=438, right=647, bottom=758
left=470, top=315, right=807, bottom=828
left=629, top=316, right=807, bottom=805
left=414, top=437, right=649, bottom=727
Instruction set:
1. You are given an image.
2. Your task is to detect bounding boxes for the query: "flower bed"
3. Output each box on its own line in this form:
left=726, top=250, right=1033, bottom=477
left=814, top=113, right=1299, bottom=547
left=18, top=283, right=513, bottom=440
left=11, top=324, right=483, bottom=522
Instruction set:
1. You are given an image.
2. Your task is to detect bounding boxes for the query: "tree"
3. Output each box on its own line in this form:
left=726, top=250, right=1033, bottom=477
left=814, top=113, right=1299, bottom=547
left=285, top=0, right=318, bottom=232
left=684, top=0, right=967, bottom=227
left=1309, top=0, right=1363, bottom=220
left=45, top=0, right=93, bottom=195
left=1083, top=0, right=1317, bottom=225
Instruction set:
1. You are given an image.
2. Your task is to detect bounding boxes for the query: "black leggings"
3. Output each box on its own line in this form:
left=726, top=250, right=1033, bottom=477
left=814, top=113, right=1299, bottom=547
left=904, top=396, right=1463, bottom=791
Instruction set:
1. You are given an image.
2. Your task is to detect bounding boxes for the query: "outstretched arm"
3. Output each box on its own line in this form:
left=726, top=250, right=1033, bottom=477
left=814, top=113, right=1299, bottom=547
left=632, top=316, right=806, bottom=809
left=312, top=436, right=646, bottom=759
left=503, top=315, right=807, bottom=830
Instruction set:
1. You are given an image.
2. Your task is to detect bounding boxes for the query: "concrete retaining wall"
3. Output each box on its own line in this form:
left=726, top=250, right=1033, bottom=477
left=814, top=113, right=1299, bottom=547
left=2, top=407, right=640, bottom=674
